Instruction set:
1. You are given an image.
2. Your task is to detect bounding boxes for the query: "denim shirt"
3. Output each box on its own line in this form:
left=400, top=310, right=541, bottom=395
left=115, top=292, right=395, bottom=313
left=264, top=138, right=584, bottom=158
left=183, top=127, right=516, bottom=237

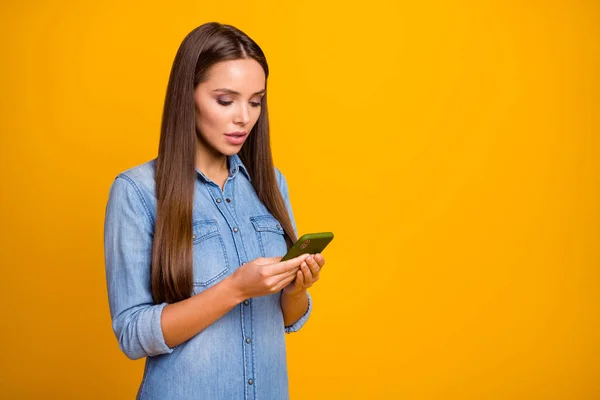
left=103, top=154, right=311, bottom=400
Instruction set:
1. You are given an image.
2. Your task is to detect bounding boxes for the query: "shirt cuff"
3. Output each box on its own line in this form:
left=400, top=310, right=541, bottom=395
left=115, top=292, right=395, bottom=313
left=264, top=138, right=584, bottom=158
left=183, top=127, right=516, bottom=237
left=284, top=291, right=312, bottom=333
left=138, top=302, right=174, bottom=356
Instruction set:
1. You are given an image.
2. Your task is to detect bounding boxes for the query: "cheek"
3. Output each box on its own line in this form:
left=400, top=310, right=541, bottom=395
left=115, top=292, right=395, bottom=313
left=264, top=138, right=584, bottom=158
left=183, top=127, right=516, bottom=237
left=197, top=103, right=229, bottom=133
left=250, top=108, right=262, bottom=127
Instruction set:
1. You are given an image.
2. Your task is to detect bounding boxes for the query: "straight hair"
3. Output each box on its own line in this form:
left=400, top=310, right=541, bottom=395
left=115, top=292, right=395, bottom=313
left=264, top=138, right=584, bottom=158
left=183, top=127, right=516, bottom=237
left=152, top=22, right=297, bottom=304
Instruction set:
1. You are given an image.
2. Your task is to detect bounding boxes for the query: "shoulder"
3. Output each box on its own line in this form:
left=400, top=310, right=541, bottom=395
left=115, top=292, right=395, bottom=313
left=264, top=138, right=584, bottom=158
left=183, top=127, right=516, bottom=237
left=273, top=166, right=287, bottom=189
left=117, top=159, right=156, bottom=187
left=273, top=166, right=293, bottom=201
left=112, top=159, right=157, bottom=197
left=106, top=159, right=157, bottom=223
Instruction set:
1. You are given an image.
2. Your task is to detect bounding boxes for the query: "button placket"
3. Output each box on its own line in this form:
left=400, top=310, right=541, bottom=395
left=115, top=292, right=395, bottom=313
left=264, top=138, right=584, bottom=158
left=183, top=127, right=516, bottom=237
left=241, top=298, right=255, bottom=394
left=206, top=180, right=256, bottom=394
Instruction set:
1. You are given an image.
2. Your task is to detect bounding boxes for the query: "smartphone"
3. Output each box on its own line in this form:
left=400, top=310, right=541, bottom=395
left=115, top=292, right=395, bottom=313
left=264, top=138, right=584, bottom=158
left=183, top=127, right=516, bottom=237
left=280, top=232, right=334, bottom=261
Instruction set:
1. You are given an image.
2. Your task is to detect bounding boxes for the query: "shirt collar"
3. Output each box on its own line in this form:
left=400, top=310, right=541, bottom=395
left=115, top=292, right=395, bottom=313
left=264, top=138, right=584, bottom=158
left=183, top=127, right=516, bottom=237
left=228, top=153, right=251, bottom=181
left=194, top=153, right=251, bottom=183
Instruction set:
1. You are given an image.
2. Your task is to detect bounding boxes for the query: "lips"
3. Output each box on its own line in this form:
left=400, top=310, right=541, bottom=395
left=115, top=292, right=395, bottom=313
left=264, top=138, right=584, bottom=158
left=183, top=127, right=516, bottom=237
left=224, top=131, right=247, bottom=145
left=225, top=131, right=247, bottom=138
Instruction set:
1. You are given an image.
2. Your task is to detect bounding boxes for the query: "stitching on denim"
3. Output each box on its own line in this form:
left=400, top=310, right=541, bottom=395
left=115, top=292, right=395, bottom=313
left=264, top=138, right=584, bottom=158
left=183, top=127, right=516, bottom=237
left=250, top=215, right=284, bottom=234
left=192, top=230, right=219, bottom=244
left=193, top=267, right=229, bottom=287
left=192, top=220, right=219, bottom=244
left=240, top=304, right=248, bottom=400
left=223, top=184, right=239, bottom=221
left=250, top=216, right=287, bottom=259
left=218, top=232, right=230, bottom=271
left=222, top=187, right=251, bottom=264
left=192, top=232, right=229, bottom=287
left=191, top=219, right=229, bottom=286
left=250, top=299, right=257, bottom=399
left=256, top=230, right=265, bottom=257
left=238, top=232, right=250, bottom=267
left=138, top=357, right=150, bottom=399
left=117, top=175, right=154, bottom=226
left=202, top=179, right=245, bottom=269
left=220, top=199, right=249, bottom=268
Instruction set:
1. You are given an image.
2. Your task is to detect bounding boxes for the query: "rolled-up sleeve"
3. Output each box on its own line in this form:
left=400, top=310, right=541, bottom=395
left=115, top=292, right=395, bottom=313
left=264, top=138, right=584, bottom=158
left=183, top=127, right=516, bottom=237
left=104, top=175, right=173, bottom=360
left=284, top=291, right=313, bottom=333
left=275, top=168, right=313, bottom=333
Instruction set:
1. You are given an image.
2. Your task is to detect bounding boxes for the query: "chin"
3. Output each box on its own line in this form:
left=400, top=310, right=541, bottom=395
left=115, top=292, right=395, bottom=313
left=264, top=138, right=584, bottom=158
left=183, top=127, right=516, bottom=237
left=218, top=145, right=243, bottom=157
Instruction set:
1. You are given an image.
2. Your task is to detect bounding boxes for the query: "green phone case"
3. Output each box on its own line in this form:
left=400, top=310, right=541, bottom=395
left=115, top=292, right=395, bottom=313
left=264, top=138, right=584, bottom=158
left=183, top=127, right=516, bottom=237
left=280, top=232, right=334, bottom=261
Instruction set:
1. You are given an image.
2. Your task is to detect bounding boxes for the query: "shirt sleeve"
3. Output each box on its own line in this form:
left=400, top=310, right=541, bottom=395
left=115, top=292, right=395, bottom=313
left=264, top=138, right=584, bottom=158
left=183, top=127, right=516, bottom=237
left=104, top=175, right=174, bottom=360
left=275, top=167, right=312, bottom=333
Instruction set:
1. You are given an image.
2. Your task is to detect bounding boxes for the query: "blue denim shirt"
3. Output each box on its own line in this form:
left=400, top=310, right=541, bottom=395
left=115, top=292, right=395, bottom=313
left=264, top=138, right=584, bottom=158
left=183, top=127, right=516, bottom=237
left=103, top=154, right=311, bottom=400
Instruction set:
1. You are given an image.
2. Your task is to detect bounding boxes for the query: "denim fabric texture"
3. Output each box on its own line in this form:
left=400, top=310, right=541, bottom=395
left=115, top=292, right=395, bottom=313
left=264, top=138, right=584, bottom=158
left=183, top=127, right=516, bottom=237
left=104, top=154, right=311, bottom=399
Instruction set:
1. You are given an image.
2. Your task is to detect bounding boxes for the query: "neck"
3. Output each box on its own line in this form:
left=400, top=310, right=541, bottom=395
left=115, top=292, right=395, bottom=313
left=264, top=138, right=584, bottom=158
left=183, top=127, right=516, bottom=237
left=195, top=140, right=229, bottom=178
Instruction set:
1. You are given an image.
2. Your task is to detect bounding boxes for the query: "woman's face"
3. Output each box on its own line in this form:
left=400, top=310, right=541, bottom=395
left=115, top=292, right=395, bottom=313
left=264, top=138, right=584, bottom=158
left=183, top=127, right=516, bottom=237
left=194, top=58, right=266, bottom=157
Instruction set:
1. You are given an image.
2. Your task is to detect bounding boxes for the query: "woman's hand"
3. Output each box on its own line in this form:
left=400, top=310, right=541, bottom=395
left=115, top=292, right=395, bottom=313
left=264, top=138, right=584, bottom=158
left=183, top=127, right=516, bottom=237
left=229, top=254, right=309, bottom=300
left=282, top=253, right=325, bottom=297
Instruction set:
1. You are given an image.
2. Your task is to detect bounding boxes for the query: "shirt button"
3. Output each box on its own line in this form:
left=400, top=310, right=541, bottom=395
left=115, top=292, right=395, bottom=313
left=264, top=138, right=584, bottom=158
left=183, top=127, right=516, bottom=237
left=192, top=234, right=196, bottom=239
left=243, top=300, right=249, bottom=306
left=226, top=198, right=231, bottom=203
left=276, top=224, right=281, bottom=230
left=248, top=379, right=254, bottom=385
left=245, top=338, right=252, bottom=344
left=216, top=198, right=222, bottom=203
left=233, top=227, right=239, bottom=233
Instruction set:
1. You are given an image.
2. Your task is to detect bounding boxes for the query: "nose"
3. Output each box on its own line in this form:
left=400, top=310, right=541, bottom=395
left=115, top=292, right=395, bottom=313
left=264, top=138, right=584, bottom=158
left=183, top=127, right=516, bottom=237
left=233, top=103, right=250, bottom=126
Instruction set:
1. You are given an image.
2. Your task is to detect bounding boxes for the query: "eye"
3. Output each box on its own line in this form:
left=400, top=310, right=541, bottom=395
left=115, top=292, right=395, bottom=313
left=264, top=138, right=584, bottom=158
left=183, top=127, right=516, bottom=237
left=250, top=101, right=262, bottom=108
left=217, top=99, right=233, bottom=106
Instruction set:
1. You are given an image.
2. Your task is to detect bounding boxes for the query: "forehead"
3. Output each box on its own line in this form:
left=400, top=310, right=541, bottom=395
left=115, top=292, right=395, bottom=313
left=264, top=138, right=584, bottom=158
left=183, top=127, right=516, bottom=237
left=202, top=59, right=266, bottom=92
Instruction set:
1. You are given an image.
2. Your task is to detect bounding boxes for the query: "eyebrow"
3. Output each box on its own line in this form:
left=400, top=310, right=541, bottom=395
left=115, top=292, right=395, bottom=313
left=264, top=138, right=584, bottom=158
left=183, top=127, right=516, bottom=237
left=212, top=88, right=266, bottom=96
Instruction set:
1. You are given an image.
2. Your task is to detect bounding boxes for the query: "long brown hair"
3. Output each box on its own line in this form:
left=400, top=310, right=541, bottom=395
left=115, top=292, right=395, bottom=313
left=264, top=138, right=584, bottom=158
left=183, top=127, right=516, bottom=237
left=152, top=22, right=297, bottom=304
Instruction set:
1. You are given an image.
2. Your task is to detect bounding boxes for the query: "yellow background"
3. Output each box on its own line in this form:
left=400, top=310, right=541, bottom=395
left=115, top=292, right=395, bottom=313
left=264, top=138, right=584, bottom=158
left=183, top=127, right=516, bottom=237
left=1, top=0, right=598, bottom=398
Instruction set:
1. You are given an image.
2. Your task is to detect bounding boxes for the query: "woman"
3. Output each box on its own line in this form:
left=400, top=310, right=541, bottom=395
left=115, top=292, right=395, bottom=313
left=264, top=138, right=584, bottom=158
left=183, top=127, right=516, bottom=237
left=104, top=22, right=325, bottom=399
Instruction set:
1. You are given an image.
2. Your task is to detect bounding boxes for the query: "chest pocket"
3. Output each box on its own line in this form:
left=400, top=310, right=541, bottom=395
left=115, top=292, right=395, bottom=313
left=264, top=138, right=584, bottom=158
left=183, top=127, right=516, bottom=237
left=250, top=215, right=288, bottom=258
left=192, top=219, right=229, bottom=292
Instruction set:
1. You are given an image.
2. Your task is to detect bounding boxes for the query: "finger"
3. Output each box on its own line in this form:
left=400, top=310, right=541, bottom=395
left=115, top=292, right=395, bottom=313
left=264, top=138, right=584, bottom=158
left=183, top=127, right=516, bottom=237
left=295, top=268, right=304, bottom=285
left=305, top=255, right=320, bottom=279
left=314, top=253, right=326, bottom=268
left=267, top=268, right=298, bottom=292
left=273, top=265, right=301, bottom=281
left=270, top=264, right=301, bottom=285
left=275, top=270, right=300, bottom=292
left=287, top=270, right=303, bottom=292
left=300, top=261, right=313, bottom=284
left=269, top=254, right=309, bottom=275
